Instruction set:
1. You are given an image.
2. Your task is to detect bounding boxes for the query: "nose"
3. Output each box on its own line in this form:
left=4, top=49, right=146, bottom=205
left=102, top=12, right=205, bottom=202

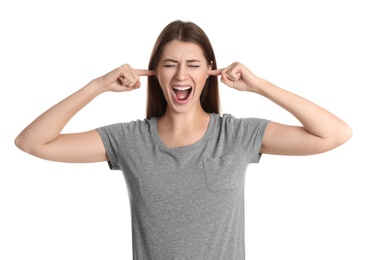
left=174, top=65, right=188, bottom=81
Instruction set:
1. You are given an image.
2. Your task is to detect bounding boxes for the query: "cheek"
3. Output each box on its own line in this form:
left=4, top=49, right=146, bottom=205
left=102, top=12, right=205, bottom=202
left=195, top=73, right=208, bottom=86
left=194, top=68, right=209, bottom=81
left=156, top=70, right=169, bottom=85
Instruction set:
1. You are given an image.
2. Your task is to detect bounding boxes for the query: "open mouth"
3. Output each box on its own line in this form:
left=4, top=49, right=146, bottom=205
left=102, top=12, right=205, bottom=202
left=172, top=86, right=192, bottom=101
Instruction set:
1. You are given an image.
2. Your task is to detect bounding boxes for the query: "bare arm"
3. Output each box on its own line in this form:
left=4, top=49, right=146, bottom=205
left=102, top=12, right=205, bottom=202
left=15, top=64, right=156, bottom=162
left=208, top=62, right=352, bottom=155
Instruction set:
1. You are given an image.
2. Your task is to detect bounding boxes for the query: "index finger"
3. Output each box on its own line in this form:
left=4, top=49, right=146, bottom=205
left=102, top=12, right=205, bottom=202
left=135, top=69, right=156, bottom=76
left=207, top=69, right=224, bottom=76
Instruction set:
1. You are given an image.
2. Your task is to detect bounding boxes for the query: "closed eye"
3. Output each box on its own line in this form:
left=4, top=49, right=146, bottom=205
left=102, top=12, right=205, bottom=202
left=163, top=64, right=199, bottom=68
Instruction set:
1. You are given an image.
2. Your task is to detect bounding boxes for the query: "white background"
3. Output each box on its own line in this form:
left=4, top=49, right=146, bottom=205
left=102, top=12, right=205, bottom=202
left=1, top=0, right=365, bottom=259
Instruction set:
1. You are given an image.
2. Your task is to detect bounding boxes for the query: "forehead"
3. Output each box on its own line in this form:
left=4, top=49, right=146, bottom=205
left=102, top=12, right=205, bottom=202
left=161, top=40, right=205, bottom=60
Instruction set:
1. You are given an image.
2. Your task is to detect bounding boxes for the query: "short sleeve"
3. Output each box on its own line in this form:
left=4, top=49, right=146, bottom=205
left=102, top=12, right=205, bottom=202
left=222, top=114, right=270, bottom=164
left=96, top=124, right=123, bottom=170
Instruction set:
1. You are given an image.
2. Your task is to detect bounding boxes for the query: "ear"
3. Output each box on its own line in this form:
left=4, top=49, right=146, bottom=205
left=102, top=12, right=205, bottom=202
left=206, top=61, right=213, bottom=79
left=154, top=69, right=160, bottom=82
left=208, top=60, right=213, bottom=70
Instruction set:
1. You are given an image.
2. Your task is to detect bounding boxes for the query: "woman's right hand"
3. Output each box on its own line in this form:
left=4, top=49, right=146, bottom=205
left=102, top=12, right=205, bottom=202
left=95, top=64, right=156, bottom=92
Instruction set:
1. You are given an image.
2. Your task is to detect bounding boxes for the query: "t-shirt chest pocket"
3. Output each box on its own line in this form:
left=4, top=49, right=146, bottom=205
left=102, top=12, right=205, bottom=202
left=203, top=153, right=248, bottom=192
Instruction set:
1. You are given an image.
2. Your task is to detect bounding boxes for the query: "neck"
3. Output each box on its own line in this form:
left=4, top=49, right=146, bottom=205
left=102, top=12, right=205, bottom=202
left=157, top=107, right=211, bottom=148
left=159, top=108, right=209, bottom=133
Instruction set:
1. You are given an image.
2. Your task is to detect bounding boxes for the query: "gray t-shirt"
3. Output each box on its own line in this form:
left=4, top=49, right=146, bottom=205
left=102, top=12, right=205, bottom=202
left=97, top=113, right=269, bottom=259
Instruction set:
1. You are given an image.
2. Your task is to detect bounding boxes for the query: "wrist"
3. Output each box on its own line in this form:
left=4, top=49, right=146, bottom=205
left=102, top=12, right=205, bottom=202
left=248, top=77, right=268, bottom=94
left=89, top=78, right=108, bottom=95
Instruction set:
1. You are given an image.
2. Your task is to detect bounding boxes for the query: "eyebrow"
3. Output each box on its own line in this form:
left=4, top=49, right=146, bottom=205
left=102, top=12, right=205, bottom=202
left=162, top=59, right=202, bottom=63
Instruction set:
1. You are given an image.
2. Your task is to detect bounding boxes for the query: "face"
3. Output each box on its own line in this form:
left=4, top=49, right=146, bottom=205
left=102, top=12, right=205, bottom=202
left=156, top=40, right=211, bottom=115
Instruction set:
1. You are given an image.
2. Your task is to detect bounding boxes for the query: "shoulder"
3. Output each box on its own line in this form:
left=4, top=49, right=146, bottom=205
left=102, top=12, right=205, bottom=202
left=215, top=113, right=269, bottom=130
left=97, top=118, right=157, bottom=141
left=99, top=117, right=155, bottom=132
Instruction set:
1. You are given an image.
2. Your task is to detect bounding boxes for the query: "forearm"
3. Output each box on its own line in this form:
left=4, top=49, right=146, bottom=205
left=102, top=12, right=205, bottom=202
left=255, top=79, right=352, bottom=143
left=15, top=80, right=104, bottom=151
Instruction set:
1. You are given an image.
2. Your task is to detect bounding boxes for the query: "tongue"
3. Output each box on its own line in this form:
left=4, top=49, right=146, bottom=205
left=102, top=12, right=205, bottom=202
left=176, top=89, right=190, bottom=100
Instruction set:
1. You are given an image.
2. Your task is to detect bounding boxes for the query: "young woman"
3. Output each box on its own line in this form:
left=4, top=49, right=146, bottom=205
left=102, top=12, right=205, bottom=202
left=15, top=20, right=352, bottom=259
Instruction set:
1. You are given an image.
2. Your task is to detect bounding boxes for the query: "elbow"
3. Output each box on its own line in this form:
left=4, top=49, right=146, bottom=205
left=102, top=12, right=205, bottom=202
left=317, top=124, right=353, bottom=154
left=14, top=134, right=34, bottom=155
left=339, top=124, right=353, bottom=145
left=329, top=124, right=353, bottom=150
left=14, top=134, right=27, bottom=152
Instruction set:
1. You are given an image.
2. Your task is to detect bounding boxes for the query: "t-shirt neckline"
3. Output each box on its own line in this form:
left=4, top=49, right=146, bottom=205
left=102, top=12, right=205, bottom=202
left=151, top=113, right=215, bottom=152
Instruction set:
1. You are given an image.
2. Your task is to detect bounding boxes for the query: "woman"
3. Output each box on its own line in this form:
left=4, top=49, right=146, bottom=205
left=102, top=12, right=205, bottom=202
left=15, top=20, right=352, bottom=259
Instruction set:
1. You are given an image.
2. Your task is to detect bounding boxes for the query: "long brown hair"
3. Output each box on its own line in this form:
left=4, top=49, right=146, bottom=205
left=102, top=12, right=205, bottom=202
left=146, top=20, right=220, bottom=119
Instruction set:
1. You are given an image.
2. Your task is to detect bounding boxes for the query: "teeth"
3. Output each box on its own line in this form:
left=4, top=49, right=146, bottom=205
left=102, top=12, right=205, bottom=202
left=173, top=86, right=191, bottom=90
